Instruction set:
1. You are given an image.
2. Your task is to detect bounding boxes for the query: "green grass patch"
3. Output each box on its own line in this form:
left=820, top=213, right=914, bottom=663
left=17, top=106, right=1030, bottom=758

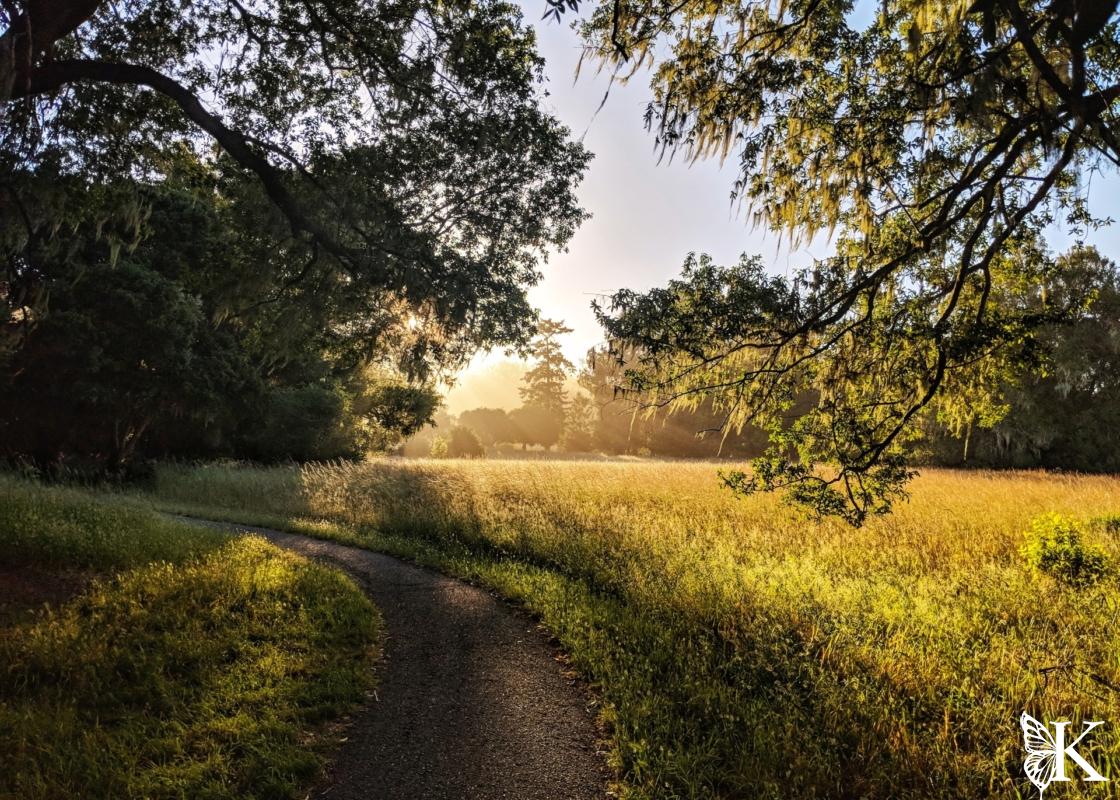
left=145, top=460, right=1120, bottom=800
left=0, top=477, right=230, bottom=569
left=0, top=477, right=381, bottom=800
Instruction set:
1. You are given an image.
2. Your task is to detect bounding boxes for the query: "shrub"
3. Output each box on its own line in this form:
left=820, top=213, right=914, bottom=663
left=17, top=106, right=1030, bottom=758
left=446, top=426, right=484, bottom=458
left=429, top=435, right=449, bottom=458
left=240, top=384, right=352, bottom=462
left=1021, top=513, right=1110, bottom=586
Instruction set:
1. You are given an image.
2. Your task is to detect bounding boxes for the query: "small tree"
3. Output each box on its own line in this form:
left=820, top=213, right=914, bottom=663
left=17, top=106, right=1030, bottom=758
left=347, top=374, right=441, bottom=454
left=446, top=426, right=485, bottom=458
left=520, top=319, right=574, bottom=419
left=429, top=436, right=450, bottom=459
left=458, top=408, right=518, bottom=447
left=516, top=319, right=573, bottom=449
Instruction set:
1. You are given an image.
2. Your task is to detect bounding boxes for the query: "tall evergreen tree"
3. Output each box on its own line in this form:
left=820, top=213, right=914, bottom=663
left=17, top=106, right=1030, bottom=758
left=519, top=319, right=574, bottom=419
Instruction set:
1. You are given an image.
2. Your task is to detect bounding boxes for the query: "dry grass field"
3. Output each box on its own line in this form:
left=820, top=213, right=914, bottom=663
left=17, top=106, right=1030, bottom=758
left=150, top=460, right=1120, bottom=799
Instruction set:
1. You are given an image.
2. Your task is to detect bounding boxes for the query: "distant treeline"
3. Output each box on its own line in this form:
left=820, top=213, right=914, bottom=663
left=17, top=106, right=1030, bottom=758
left=429, top=251, right=1120, bottom=472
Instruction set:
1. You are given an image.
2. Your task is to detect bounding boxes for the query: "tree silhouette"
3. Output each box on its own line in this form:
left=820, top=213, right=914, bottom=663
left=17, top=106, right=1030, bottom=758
left=519, top=319, right=574, bottom=420
left=1, top=0, right=589, bottom=374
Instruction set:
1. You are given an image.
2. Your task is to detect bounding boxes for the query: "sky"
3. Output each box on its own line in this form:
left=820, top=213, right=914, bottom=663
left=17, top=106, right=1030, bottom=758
left=443, top=3, right=1120, bottom=414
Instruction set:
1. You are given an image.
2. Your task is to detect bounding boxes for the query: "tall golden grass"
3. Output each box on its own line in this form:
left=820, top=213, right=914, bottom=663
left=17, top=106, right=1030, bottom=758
left=152, top=460, right=1120, bottom=799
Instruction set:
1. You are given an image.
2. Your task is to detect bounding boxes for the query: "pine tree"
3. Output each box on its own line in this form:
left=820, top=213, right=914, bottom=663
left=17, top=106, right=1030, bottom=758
left=516, top=319, right=574, bottom=449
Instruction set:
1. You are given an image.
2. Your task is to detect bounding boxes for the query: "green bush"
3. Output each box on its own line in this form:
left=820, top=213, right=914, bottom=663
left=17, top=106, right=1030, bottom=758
left=241, top=384, right=353, bottom=462
left=1021, top=513, right=1110, bottom=586
left=446, top=426, right=485, bottom=458
left=429, top=427, right=484, bottom=458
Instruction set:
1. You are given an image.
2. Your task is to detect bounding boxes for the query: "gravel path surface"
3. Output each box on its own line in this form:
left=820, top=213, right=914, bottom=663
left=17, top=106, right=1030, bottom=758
left=179, top=518, right=609, bottom=800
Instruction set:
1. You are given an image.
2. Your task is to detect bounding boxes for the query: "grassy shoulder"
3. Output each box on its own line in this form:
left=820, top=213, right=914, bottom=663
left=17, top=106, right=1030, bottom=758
left=145, top=460, right=1120, bottom=800
left=0, top=477, right=381, bottom=800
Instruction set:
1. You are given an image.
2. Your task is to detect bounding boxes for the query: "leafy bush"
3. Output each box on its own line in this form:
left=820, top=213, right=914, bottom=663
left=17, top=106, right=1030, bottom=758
left=429, top=427, right=484, bottom=458
left=1021, top=513, right=1110, bottom=586
left=429, top=435, right=449, bottom=458
left=240, top=384, right=352, bottom=462
left=446, top=426, right=485, bottom=458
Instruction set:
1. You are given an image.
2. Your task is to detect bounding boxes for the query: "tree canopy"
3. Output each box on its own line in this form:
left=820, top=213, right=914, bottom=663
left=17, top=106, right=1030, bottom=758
left=558, top=0, right=1120, bottom=521
left=2, top=0, right=590, bottom=376
left=0, top=172, right=445, bottom=470
left=0, top=0, right=593, bottom=471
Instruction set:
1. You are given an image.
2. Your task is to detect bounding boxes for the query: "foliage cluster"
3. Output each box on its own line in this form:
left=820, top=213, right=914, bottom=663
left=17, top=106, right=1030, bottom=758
left=1, top=0, right=588, bottom=472
left=585, top=247, right=1120, bottom=480
left=430, top=426, right=486, bottom=459
left=569, top=0, right=1120, bottom=520
left=1021, top=512, right=1111, bottom=586
left=0, top=172, right=444, bottom=470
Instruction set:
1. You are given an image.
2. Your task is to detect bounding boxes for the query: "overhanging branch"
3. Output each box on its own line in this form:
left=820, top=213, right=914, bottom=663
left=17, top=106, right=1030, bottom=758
left=14, top=58, right=383, bottom=277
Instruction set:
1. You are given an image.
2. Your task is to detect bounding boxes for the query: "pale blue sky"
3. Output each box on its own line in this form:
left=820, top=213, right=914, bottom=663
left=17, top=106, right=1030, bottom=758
left=447, top=4, right=1120, bottom=408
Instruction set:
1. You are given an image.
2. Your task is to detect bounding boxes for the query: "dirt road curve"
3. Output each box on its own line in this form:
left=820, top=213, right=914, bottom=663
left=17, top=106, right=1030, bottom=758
left=180, top=518, right=609, bottom=800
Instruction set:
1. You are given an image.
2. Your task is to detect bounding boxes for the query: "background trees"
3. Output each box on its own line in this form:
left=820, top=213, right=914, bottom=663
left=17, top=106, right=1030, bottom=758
left=519, top=320, right=574, bottom=417
left=917, top=246, right=1120, bottom=470
left=457, top=408, right=520, bottom=448
left=0, top=164, right=447, bottom=469
left=509, top=319, right=574, bottom=450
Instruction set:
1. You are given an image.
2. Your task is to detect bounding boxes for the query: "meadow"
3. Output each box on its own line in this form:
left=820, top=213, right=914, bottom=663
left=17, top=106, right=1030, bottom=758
left=0, top=477, right=381, bottom=800
left=146, top=459, right=1120, bottom=799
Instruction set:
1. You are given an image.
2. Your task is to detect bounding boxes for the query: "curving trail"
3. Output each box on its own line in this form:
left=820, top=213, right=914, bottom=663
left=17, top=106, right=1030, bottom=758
left=179, top=518, right=609, bottom=800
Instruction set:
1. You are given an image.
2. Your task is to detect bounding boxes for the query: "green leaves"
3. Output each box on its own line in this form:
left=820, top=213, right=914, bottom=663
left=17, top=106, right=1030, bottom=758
left=1021, top=512, right=1111, bottom=587
left=6, top=0, right=591, bottom=377
left=594, top=233, right=1099, bottom=522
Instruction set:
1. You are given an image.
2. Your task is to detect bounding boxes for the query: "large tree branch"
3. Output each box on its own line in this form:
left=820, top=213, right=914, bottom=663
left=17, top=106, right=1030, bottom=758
left=13, top=58, right=386, bottom=276
left=1, top=0, right=103, bottom=98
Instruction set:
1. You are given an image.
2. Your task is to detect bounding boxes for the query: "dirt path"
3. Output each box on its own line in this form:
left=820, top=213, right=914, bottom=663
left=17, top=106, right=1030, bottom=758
left=179, top=518, right=609, bottom=800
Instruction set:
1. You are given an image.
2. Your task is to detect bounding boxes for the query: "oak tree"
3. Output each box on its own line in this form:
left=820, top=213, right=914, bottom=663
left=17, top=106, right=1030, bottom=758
left=561, top=0, right=1120, bottom=521
left=2, top=0, right=590, bottom=374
